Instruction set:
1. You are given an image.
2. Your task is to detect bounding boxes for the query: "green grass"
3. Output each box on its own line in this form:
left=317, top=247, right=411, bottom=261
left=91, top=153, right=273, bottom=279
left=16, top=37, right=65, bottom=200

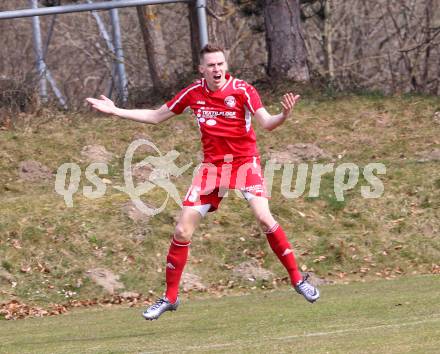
left=0, top=275, right=439, bottom=353
left=1, top=94, right=439, bottom=305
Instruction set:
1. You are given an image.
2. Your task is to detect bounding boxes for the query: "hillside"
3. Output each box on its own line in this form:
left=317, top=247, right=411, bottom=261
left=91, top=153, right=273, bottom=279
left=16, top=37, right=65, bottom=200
left=1, top=92, right=439, bottom=313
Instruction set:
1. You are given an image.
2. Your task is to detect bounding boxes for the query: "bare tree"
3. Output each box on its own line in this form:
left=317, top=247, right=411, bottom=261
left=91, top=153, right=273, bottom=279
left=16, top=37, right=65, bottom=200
left=206, top=1, right=235, bottom=51
left=137, top=5, right=172, bottom=93
left=187, top=1, right=201, bottom=71
left=2, top=0, right=439, bottom=108
left=263, top=0, right=310, bottom=81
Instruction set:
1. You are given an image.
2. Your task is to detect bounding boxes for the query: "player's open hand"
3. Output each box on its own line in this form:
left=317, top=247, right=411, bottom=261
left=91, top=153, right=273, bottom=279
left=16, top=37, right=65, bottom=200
left=281, top=92, right=300, bottom=118
left=86, top=95, right=116, bottom=115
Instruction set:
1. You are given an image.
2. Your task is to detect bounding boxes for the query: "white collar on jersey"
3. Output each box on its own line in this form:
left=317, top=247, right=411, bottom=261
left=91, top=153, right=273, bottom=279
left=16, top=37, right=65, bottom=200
left=202, top=73, right=233, bottom=93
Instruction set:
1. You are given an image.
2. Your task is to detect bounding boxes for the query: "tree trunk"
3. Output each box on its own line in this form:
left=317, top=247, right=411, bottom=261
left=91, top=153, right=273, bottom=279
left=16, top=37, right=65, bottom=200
left=263, top=0, right=310, bottom=81
left=422, top=0, right=432, bottom=92
left=188, top=1, right=201, bottom=71
left=206, top=1, right=234, bottom=52
left=136, top=5, right=172, bottom=93
left=323, top=0, right=334, bottom=80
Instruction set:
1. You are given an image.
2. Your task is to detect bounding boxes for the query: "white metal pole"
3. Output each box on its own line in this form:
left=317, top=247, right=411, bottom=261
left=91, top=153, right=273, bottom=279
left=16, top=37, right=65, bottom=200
left=196, top=0, right=208, bottom=48
left=0, top=0, right=189, bottom=20
left=110, top=7, right=128, bottom=103
left=46, top=69, right=68, bottom=109
left=30, top=0, right=48, bottom=103
left=43, top=15, right=57, bottom=59
left=88, top=0, right=118, bottom=99
left=87, top=0, right=115, bottom=53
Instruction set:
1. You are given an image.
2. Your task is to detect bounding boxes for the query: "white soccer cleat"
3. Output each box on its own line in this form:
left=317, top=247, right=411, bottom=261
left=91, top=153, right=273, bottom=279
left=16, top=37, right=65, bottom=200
left=142, top=297, right=180, bottom=321
left=294, top=274, right=320, bottom=303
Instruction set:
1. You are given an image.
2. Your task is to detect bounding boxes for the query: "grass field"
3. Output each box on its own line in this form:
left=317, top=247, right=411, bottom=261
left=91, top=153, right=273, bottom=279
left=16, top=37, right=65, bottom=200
left=1, top=94, right=439, bottom=306
left=1, top=275, right=439, bottom=354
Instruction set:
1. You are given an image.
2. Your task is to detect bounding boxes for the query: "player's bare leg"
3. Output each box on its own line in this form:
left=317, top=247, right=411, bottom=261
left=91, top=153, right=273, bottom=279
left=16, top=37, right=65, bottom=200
left=174, top=206, right=202, bottom=243
left=143, top=207, right=202, bottom=320
left=248, top=196, right=320, bottom=303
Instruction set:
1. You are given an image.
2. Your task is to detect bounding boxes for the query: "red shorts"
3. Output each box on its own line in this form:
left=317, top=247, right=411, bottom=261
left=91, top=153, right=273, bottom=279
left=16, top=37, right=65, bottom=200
left=183, top=155, right=267, bottom=214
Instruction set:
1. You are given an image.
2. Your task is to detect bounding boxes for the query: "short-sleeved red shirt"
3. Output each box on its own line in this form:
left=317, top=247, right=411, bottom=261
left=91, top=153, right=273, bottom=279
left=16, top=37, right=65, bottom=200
left=166, top=73, right=263, bottom=162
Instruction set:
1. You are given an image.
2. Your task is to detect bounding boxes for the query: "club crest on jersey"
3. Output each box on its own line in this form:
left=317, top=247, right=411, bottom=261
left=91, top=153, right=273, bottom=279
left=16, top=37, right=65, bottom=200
left=224, top=96, right=236, bottom=108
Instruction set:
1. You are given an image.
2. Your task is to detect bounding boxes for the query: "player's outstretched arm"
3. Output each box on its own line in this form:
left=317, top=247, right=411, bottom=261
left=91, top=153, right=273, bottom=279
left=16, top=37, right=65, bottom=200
left=85, top=95, right=175, bottom=124
left=254, top=92, right=300, bottom=131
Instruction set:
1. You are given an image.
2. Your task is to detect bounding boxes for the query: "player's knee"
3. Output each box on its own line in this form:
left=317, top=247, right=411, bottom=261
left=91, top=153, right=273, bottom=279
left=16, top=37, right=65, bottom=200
left=174, top=224, right=193, bottom=242
left=255, top=213, right=276, bottom=232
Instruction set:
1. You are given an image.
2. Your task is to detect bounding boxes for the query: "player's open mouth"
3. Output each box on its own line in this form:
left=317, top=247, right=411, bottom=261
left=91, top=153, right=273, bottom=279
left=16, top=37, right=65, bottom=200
left=213, top=74, right=222, bottom=81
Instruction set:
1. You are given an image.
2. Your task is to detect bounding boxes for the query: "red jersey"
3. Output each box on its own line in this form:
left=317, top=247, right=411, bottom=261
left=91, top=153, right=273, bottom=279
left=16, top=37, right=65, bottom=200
left=166, top=73, right=263, bottom=162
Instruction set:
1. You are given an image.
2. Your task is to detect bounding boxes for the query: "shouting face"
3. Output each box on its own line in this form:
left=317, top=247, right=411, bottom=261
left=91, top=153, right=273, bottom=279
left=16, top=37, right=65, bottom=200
left=199, top=51, right=228, bottom=92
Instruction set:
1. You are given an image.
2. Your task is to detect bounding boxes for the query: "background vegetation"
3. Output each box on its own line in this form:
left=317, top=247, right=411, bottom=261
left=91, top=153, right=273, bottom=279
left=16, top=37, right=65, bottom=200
left=0, top=0, right=439, bottom=317
left=1, top=90, right=439, bottom=309
left=0, top=0, right=439, bottom=114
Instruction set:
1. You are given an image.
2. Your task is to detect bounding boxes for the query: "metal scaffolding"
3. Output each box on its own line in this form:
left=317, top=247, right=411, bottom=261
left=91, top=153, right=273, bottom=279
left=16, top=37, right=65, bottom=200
left=0, top=0, right=209, bottom=107
left=0, top=0, right=191, bottom=19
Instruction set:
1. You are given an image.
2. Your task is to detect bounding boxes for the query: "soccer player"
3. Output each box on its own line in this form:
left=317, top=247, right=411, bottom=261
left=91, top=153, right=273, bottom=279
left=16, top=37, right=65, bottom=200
left=86, top=43, right=320, bottom=321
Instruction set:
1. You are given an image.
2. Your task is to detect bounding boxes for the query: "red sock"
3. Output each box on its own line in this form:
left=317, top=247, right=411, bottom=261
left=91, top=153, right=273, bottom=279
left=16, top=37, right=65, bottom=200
left=165, top=236, right=190, bottom=304
left=265, top=223, right=303, bottom=285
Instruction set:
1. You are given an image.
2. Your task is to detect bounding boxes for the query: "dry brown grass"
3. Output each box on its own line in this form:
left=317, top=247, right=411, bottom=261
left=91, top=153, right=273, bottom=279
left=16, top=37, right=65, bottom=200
left=0, top=93, right=439, bottom=307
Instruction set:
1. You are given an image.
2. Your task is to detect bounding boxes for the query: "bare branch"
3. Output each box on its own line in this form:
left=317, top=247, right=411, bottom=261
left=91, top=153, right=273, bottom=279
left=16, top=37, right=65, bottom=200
left=399, top=28, right=440, bottom=52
